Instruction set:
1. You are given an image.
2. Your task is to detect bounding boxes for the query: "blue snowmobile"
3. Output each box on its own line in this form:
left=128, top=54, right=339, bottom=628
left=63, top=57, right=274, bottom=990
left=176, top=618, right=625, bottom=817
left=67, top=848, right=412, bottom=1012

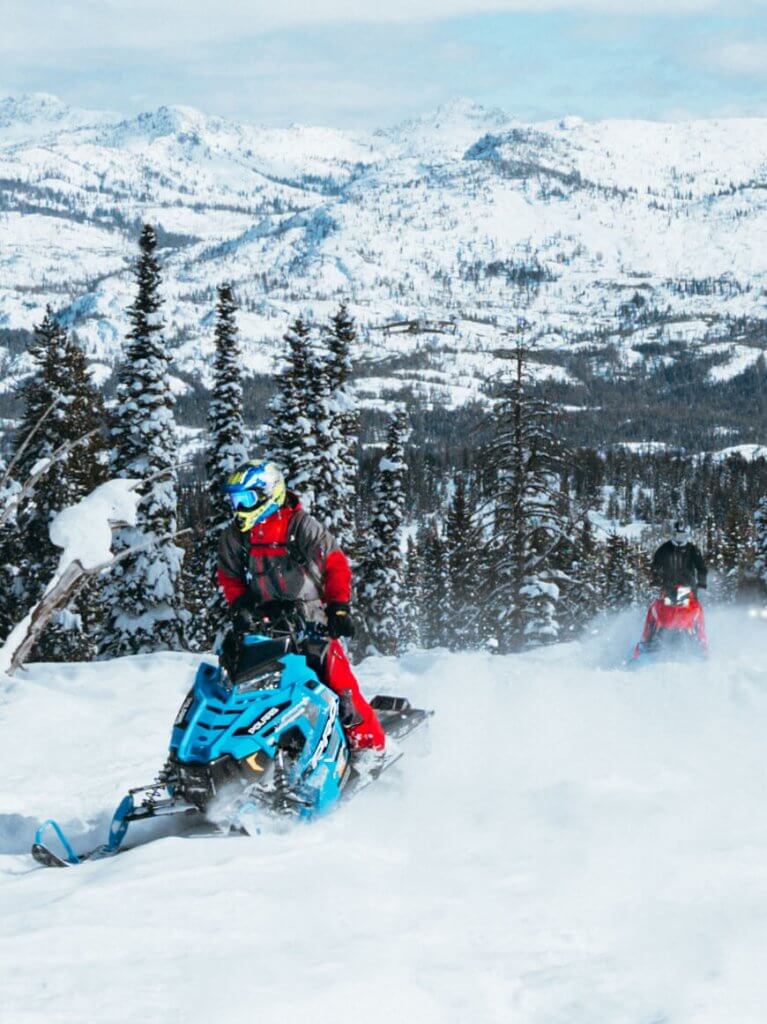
left=32, top=609, right=432, bottom=867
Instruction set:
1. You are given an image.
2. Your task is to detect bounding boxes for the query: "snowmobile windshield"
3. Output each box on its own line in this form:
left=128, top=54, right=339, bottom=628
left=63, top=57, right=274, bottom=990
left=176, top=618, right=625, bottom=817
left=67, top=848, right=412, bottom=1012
left=221, top=637, right=291, bottom=691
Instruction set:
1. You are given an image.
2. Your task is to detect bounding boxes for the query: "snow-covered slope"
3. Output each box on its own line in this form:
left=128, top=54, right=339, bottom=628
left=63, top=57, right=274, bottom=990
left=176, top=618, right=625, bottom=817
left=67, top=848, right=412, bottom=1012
left=1, top=94, right=767, bottom=407
left=0, top=93, right=118, bottom=145
left=2, top=613, right=767, bottom=1022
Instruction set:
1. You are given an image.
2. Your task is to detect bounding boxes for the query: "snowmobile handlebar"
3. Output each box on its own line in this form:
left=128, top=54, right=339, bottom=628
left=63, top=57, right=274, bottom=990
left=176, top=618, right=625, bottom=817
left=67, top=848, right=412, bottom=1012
left=233, top=600, right=328, bottom=650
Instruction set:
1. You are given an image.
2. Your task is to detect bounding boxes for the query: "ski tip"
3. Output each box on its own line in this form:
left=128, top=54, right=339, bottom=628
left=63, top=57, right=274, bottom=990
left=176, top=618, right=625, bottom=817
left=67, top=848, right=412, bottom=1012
left=31, top=843, right=71, bottom=868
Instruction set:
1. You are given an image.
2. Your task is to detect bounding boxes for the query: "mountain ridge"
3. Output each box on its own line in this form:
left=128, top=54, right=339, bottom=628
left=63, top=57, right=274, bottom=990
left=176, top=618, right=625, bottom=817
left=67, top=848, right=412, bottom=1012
left=1, top=92, right=766, bottom=443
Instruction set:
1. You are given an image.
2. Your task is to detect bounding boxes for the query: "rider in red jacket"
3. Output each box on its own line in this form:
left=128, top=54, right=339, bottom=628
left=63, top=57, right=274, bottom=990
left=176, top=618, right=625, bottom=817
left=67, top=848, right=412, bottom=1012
left=633, top=519, right=709, bottom=658
left=217, top=460, right=385, bottom=752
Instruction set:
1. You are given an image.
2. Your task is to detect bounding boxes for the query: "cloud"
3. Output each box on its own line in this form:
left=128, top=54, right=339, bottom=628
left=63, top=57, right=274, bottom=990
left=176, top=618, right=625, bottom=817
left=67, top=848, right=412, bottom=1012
left=2, top=1, right=764, bottom=127
left=0, top=0, right=744, bottom=55
left=705, top=41, right=767, bottom=80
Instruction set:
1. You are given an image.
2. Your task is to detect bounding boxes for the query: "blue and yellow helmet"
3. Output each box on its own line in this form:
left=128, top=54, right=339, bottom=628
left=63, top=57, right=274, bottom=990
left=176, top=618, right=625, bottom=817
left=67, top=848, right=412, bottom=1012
left=223, top=460, right=286, bottom=532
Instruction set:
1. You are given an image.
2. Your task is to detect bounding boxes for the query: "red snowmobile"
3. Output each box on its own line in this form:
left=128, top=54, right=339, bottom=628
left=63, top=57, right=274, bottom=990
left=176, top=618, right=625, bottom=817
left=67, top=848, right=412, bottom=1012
left=631, top=584, right=708, bottom=662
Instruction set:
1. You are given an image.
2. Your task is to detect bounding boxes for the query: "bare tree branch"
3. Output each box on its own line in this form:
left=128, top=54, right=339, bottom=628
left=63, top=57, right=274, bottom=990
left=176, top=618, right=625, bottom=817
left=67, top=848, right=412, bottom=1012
left=4, top=527, right=191, bottom=675
left=0, top=429, right=101, bottom=530
left=0, top=399, right=59, bottom=492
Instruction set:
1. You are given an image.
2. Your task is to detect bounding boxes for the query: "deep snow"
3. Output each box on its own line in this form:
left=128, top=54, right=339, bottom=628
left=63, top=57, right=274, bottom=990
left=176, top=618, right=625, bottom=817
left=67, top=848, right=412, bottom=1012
left=2, top=609, right=767, bottom=1023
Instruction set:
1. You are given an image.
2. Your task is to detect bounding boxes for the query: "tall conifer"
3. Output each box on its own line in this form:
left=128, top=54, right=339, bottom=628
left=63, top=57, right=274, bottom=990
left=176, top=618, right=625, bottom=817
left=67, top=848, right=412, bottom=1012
left=190, top=283, right=248, bottom=649
left=323, top=303, right=360, bottom=550
left=359, top=410, right=408, bottom=654
left=101, top=225, right=185, bottom=655
left=9, top=308, right=106, bottom=658
left=481, top=340, right=567, bottom=651
left=267, top=317, right=313, bottom=489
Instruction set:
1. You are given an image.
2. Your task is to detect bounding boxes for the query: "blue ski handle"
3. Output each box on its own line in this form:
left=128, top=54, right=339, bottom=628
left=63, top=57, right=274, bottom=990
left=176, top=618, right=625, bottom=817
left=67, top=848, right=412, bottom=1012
left=34, top=794, right=136, bottom=865
left=34, top=819, right=81, bottom=865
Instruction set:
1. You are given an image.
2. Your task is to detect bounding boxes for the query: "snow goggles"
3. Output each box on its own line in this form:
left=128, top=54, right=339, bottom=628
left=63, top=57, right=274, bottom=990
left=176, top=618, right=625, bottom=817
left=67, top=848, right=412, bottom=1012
left=227, top=487, right=267, bottom=511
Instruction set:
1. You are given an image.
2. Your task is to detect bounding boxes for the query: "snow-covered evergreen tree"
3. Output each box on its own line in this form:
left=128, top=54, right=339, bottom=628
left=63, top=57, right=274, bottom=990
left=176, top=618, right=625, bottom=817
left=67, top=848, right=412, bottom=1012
left=359, top=410, right=408, bottom=655
left=183, top=530, right=213, bottom=650
left=718, top=495, right=753, bottom=601
left=400, top=536, right=423, bottom=650
left=267, top=317, right=313, bottom=490
left=304, top=338, right=336, bottom=522
left=554, top=513, right=600, bottom=635
left=267, top=308, right=359, bottom=536
left=445, top=473, right=481, bottom=650
left=754, top=495, right=767, bottom=603
left=420, top=522, right=450, bottom=648
left=0, top=490, right=20, bottom=643
left=9, top=307, right=106, bottom=658
left=101, top=225, right=185, bottom=655
left=322, top=303, right=360, bottom=552
left=189, top=283, right=248, bottom=650
left=603, top=531, right=636, bottom=609
left=481, top=340, right=567, bottom=652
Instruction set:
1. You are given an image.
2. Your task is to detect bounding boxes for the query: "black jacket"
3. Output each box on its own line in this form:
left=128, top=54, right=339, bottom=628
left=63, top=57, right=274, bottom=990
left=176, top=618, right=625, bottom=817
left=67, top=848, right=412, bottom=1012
left=651, top=540, right=707, bottom=591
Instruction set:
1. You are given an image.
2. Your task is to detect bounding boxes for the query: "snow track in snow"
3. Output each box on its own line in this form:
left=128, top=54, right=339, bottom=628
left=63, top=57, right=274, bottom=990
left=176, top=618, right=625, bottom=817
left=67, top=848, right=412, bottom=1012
left=2, top=611, right=767, bottom=1023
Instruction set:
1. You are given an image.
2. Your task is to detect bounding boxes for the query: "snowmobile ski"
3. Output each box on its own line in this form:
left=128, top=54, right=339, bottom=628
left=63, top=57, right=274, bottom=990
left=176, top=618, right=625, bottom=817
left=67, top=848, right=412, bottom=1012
left=31, top=789, right=199, bottom=868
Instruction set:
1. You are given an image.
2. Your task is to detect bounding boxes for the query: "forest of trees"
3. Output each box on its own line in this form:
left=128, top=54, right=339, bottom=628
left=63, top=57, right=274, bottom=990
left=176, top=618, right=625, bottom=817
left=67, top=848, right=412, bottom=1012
left=1, top=224, right=767, bottom=665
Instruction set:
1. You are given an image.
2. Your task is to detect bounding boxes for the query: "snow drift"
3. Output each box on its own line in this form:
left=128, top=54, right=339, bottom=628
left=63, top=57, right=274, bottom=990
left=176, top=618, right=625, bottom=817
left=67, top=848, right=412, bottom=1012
left=2, top=608, right=767, bottom=1023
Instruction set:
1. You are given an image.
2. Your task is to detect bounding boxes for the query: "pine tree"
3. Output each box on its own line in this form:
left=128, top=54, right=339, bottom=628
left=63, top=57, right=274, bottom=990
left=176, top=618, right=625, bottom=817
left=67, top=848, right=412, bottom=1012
left=321, top=303, right=360, bottom=552
left=10, top=308, right=106, bottom=658
left=554, top=513, right=601, bottom=635
left=718, top=495, right=753, bottom=601
left=444, top=473, right=481, bottom=650
left=606, top=490, right=621, bottom=523
left=267, top=317, right=313, bottom=489
left=101, top=225, right=185, bottom=655
left=754, top=496, right=767, bottom=603
left=481, top=341, right=567, bottom=652
left=182, top=528, right=213, bottom=650
left=0, top=501, right=21, bottom=643
left=358, top=410, right=408, bottom=655
left=304, top=339, right=337, bottom=523
left=420, top=522, right=450, bottom=648
left=603, top=531, right=636, bottom=609
left=191, top=283, right=248, bottom=650
left=400, top=536, right=423, bottom=650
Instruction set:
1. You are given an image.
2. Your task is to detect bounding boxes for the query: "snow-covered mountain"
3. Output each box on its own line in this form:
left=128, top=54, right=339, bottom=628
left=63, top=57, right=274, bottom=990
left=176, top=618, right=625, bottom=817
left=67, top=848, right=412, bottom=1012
left=2, top=93, right=767, bottom=411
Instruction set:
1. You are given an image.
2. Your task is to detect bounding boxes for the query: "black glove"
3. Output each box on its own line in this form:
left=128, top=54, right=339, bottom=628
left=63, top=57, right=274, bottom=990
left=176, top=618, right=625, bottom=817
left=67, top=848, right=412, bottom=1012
left=327, top=603, right=356, bottom=639
left=231, top=592, right=259, bottom=633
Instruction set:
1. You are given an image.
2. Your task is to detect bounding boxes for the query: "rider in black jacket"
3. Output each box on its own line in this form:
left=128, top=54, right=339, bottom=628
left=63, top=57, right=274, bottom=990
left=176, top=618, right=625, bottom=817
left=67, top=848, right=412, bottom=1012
left=651, top=519, right=707, bottom=592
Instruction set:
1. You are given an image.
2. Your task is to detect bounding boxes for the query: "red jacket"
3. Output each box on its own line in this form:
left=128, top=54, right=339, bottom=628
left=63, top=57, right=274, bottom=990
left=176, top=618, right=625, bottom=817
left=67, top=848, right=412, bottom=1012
left=216, top=497, right=351, bottom=608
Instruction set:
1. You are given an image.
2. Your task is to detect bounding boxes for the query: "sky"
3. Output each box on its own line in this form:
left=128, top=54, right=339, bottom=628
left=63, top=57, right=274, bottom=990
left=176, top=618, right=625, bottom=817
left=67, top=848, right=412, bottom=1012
left=2, top=0, right=767, bottom=127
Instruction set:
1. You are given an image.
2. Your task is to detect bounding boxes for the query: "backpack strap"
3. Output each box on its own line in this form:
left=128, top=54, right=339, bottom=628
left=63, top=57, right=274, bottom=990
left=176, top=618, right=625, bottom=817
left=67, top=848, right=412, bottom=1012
left=286, top=509, right=325, bottom=595
left=240, top=533, right=252, bottom=584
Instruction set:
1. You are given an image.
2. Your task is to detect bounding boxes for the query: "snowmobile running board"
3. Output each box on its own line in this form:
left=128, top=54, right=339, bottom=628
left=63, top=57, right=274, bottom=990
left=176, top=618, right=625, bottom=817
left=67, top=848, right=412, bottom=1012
left=31, top=697, right=433, bottom=868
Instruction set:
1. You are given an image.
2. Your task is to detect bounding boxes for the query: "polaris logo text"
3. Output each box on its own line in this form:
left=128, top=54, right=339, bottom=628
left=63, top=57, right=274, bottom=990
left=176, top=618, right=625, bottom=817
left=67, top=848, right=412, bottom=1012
left=247, top=705, right=282, bottom=734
